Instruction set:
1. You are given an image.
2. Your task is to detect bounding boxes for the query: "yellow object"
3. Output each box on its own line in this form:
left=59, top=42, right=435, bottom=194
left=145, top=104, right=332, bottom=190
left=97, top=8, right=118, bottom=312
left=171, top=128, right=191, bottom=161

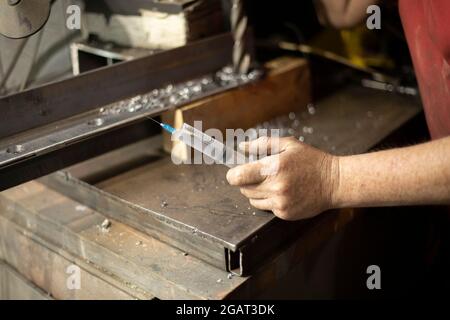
left=340, top=26, right=394, bottom=69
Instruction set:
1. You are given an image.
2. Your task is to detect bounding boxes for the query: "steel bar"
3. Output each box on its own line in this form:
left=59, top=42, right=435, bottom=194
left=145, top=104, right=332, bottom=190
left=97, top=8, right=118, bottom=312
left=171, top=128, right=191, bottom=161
left=86, top=0, right=200, bottom=15
left=0, top=33, right=261, bottom=192
left=0, top=33, right=234, bottom=139
left=0, top=121, right=158, bottom=192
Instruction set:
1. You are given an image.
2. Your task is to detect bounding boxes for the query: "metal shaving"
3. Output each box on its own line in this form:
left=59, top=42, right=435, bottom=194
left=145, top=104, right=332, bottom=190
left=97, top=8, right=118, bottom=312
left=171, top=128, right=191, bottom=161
left=99, top=66, right=263, bottom=116
left=100, top=219, right=111, bottom=233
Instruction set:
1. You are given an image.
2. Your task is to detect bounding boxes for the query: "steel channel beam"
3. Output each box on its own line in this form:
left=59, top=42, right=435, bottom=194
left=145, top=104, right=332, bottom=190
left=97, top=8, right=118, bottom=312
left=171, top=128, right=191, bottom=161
left=0, top=122, right=157, bottom=192
left=0, top=33, right=237, bottom=192
left=41, top=171, right=229, bottom=271
left=0, top=33, right=233, bottom=139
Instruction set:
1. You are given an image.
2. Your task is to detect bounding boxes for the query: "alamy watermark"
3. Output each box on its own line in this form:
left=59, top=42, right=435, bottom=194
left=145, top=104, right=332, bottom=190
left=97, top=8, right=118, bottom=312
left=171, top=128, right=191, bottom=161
left=66, top=264, right=81, bottom=290
left=66, top=5, right=81, bottom=30
left=170, top=121, right=282, bottom=175
left=366, top=265, right=381, bottom=290
left=366, top=5, right=381, bottom=30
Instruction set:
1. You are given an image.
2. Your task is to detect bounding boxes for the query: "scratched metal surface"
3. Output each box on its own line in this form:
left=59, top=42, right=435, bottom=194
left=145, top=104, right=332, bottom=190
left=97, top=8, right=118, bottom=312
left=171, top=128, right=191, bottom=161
left=257, top=85, right=423, bottom=156
left=93, top=85, right=422, bottom=250
left=96, top=158, right=273, bottom=249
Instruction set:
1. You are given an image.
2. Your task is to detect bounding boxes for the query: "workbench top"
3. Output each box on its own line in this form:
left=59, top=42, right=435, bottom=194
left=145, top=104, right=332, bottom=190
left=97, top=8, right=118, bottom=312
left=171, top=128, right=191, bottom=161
left=0, top=85, right=422, bottom=299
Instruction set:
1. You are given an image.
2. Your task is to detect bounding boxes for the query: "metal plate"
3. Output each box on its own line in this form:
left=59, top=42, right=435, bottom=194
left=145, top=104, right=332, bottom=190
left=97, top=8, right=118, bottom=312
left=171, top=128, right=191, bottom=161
left=42, top=85, right=423, bottom=275
left=97, top=157, right=274, bottom=250
left=0, top=0, right=51, bottom=39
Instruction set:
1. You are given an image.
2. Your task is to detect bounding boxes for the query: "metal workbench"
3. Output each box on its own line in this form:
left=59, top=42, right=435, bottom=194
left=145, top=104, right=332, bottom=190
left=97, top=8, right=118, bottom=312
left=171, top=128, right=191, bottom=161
left=0, top=84, right=422, bottom=299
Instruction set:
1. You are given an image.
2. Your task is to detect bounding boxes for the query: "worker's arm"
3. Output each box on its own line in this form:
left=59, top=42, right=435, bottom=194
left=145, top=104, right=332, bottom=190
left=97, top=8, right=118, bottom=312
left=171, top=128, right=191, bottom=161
left=226, top=136, right=450, bottom=221
left=314, top=0, right=380, bottom=29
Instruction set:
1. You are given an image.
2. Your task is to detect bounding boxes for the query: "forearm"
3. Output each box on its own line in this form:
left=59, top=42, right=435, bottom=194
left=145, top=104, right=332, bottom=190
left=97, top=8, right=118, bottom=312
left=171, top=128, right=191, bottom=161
left=333, top=137, right=450, bottom=208
left=315, top=0, right=379, bottom=28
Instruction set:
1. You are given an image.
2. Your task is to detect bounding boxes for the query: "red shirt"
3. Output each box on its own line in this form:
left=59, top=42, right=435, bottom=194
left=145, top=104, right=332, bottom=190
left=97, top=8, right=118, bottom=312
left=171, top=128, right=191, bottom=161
left=399, top=0, right=450, bottom=139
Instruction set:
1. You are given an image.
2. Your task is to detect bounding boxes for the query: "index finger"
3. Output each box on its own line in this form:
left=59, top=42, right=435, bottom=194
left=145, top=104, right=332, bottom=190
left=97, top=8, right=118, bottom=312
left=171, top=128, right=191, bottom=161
left=226, top=161, right=266, bottom=186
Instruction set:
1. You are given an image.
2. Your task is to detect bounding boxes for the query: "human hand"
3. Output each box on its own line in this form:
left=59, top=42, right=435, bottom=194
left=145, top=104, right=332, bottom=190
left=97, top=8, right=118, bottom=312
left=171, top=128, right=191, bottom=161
left=226, top=136, right=339, bottom=221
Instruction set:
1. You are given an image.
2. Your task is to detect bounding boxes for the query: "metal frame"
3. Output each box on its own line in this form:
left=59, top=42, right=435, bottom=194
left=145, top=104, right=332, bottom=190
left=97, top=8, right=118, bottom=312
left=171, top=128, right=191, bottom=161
left=70, top=41, right=156, bottom=76
left=0, top=33, right=233, bottom=138
left=0, top=33, right=258, bottom=192
left=86, top=0, right=202, bottom=15
left=42, top=156, right=308, bottom=276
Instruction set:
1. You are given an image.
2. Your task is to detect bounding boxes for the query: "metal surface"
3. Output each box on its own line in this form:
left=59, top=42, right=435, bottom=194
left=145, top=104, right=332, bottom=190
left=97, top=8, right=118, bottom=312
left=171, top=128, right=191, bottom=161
left=42, top=85, right=423, bottom=275
left=0, top=178, right=356, bottom=299
left=231, top=0, right=250, bottom=73
left=71, top=41, right=156, bottom=74
left=0, top=0, right=51, bottom=39
left=43, top=152, right=308, bottom=275
left=254, top=85, right=423, bottom=155
left=0, top=37, right=29, bottom=91
left=0, top=33, right=234, bottom=138
left=86, top=0, right=200, bottom=15
left=97, top=158, right=274, bottom=250
left=0, top=122, right=158, bottom=193
left=0, top=181, right=247, bottom=300
left=361, top=78, right=418, bottom=96
left=0, top=33, right=261, bottom=192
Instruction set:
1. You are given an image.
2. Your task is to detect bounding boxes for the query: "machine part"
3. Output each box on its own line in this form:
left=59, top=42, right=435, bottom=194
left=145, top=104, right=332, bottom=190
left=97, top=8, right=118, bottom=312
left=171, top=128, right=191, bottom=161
left=20, top=28, right=44, bottom=91
left=70, top=41, right=156, bottom=76
left=0, top=38, right=29, bottom=92
left=277, top=41, right=397, bottom=84
left=361, top=78, right=418, bottom=96
left=230, top=0, right=251, bottom=74
left=0, top=33, right=235, bottom=139
left=85, top=0, right=199, bottom=15
left=0, top=33, right=262, bottom=192
left=0, top=121, right=159, bottom=194
left=0, top=67, right=262, bottom=173
left=0, top=0, right=51, bottom=39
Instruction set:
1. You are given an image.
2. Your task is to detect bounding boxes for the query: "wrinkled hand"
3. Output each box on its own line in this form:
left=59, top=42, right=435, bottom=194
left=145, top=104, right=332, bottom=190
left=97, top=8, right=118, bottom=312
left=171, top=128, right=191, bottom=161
left=226, top=137, right=339, bottom=221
